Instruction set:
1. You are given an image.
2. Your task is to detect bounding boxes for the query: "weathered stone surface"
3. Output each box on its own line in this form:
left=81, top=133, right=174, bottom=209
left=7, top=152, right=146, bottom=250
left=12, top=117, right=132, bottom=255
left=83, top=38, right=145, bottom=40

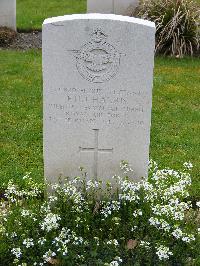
left=0, top=0, right=16, bottom=31
left=43, top=14, right=155, bottom=183
left=87, top=0, right=139, bottom=15
left=87, top=0, right=113, bottom=14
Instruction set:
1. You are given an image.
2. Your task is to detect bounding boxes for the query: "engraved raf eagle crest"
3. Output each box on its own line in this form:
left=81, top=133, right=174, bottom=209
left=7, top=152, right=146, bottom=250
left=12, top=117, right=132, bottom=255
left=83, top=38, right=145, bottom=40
left=71, top=28, right=124, bottom=83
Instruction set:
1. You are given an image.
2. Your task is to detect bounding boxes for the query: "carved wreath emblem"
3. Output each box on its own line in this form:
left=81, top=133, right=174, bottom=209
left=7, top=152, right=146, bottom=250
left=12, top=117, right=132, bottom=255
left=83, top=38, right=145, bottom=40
left=71, top=28, right=123, bottom=83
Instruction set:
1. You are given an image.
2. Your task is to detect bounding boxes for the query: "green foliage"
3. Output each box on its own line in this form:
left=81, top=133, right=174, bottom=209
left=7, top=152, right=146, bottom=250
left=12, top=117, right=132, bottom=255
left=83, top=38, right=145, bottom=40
left=0, top=162, right=200, bottom=265
left=134, top=0, right=200, bottom=56
left=17, top=0, right=86, bottom=31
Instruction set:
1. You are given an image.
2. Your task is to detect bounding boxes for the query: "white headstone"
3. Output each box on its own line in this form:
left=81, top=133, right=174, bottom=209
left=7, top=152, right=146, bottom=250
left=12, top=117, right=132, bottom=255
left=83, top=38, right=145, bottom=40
left=0, top=0, right=16, bottom=31
left=87, top=0, right=139, bottom=15
left=43, top=14, right=155, bottom=183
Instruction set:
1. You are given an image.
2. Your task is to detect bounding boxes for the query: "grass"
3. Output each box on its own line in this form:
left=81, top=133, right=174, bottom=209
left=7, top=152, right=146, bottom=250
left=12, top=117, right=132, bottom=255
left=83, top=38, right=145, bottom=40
left=16, top=0, right=200, bottom=31
left=17, top=0, right=86, bottom=31
left=151, top=57, right=200, bottom=199
left=0, top=50, right=43, bottom=184
left=0, top=50, right=199, bottom=199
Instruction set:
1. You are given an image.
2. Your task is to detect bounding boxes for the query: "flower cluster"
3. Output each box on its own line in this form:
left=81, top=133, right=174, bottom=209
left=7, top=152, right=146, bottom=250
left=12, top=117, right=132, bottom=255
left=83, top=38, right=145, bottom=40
left=40, top=212, right=61, bottom=232
left=4, top=175, right=43, bottom=203
left=101, top=201, right=120, bottom=218
left=156, top=245, right=173, bottom=260
left=23, top=238, right=34, bottom=248
left=0, top=161, right=199, bottom=265
left=11, top=247, right=22, bottom=259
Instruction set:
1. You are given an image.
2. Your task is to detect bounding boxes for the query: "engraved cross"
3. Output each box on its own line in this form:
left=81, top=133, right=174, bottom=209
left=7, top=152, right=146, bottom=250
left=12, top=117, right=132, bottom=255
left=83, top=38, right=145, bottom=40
left=79, top=129, right=113, bottom=179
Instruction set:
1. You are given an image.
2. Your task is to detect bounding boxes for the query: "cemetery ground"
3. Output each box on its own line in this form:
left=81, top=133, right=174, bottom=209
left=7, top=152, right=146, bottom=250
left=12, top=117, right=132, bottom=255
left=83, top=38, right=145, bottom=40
left=0, top=50, right=199, bottom=200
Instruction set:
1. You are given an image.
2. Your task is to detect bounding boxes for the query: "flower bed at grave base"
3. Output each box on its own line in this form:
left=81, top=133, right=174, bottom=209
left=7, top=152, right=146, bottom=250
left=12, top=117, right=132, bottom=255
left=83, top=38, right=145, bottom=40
left=0, top=161, right=200, bottom=265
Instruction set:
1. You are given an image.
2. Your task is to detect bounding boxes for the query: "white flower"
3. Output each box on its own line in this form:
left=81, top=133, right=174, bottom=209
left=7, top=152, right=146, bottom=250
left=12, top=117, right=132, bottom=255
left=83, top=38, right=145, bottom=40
left=160, top=220, right=171, bottom=232
left=11, top=232, right=17, bottom=238
left=4, top=178, right=42, bottom=202
left=156, top=245, right=173, bottom=260
left=11, top=247, right=22, bottom=258
left=133, top=209, right=142, bottom=217
left=110, top=261, right=119, bottom=266
left=100, top=201, right=120, bottom=218
left=51, top=183, right=59, bottom=190
left=149, top=217, right=160, bottom=226
left=23, top=238, right=34, bottom=248
left=140, top=241, right=150, bottom=249
left=131, top=226, right=138, bottom=231
left=38, top=237, right=46, bottom=246
left=48, top=196, right=58, bottom=203
left=62, top=248, right=68, bottom=256
left=52, top=227, right=83, bottom=255
left=148, top=159, right=158, bottom=171
left=120, top=161, right=134, bottom=175
left=43, top=250, right=56, bottom=263
left=183, top=162, right=193, bottom=170
left=109, top=257, right=122, bottom=266
left=86, top=180, right=100, bottom=190
left=172, top=228, right=183, bottom=239
left=196, top=201, right=200, bottom=208
left=115, top=257, right=122, bottom=263
left=22, top=173, right=31, bottom=180
left=182, top=234, right=195, bottom=243
left=118, top=179, right=140, bottom=202
left=40, top=213, right=61, bottom=232
left=73, top=236, right=84, bottom=245
left=107, top=239, right=119, bottom=246
left=94, top=237, right=100, bottom=246
left=21, top=209, right=30, bottom=217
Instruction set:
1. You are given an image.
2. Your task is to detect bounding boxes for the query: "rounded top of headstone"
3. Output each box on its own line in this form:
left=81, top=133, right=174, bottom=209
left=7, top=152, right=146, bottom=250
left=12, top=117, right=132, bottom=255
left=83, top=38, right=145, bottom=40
left=43, top=13, right=155, bottom=29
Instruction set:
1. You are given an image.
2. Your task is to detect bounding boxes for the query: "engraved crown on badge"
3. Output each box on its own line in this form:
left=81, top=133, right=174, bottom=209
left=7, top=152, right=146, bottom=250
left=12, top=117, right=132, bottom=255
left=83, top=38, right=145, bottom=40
left=91, top=28, right=107, bottom=43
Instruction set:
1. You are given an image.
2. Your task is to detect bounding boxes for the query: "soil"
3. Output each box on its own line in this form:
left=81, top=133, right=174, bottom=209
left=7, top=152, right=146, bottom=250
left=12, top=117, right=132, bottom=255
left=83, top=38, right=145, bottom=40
left=0, top=31, right=42, bottom=50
